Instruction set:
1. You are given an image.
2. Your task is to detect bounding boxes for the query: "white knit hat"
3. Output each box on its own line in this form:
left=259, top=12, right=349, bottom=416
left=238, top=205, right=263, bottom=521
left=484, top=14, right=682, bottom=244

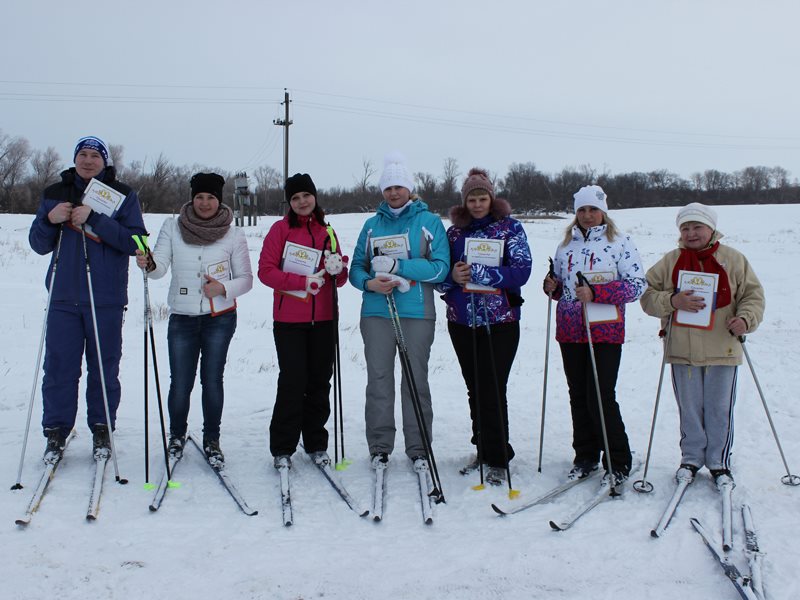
left=378, top=151, right=415, bottom=193
left=573, top=185, right=608, bottom=213
left=676, top=202, right=717, bottom=230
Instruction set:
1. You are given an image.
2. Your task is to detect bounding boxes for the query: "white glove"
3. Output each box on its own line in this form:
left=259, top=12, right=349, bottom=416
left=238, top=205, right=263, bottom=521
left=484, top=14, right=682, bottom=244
left=377, top=273, right=411, bottom=293
left=324, top=250, right=349, bottom=275
left=305, top=269, right=326, bottom=296
left=371, top=255, right=398, bottom=274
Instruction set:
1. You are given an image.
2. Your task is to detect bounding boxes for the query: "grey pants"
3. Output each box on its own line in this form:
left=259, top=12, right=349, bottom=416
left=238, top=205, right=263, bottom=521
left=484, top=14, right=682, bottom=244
left=671, top=364, right=738, bottom=471
left=361, top=316, right=435, bottom=459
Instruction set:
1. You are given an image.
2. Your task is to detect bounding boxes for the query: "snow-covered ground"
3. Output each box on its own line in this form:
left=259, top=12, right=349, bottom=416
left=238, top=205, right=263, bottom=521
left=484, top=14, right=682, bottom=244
left=2, top=205, right=798, bottom=600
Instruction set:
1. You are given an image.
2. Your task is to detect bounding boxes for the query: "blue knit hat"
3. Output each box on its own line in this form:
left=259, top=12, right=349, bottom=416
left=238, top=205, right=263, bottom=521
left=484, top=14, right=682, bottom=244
left=73, top=136, right=110, bottom=166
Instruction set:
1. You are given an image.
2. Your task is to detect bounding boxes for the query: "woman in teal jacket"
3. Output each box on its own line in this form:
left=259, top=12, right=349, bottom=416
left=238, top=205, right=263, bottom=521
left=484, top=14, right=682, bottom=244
left=349, top=153, right=449, bottom=469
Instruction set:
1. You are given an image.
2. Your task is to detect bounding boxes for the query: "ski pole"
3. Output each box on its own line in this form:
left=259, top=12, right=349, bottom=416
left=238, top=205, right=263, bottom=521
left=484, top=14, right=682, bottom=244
left=332, top=281, right=349, bottom=469
left=738, top=335, right=800, bottom=486
left=385, top=292, right=445, bottom=503
left=81, top=225, right=127, bottom=485
left=133, top=235, right=171, bottom=483
left=469, top=293, right=486, bottom=489
left=481, top=301, right=517, bottom=499
left=537, top=257, right=555, bottom=473
left=12, top=226, right=65, bottom=490
left=576, top=271, right=618, bottom=496
left=633, top=316, right=673, bottom=494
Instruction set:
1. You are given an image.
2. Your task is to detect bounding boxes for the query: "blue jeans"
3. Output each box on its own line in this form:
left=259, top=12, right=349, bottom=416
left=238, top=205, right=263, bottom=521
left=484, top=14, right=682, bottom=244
left=167, top=311, right=236, bottom=441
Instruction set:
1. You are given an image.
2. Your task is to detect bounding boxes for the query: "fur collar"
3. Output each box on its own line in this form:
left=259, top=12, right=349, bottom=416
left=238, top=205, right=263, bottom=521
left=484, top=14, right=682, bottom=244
left=448, top=197, right=512, bottom=229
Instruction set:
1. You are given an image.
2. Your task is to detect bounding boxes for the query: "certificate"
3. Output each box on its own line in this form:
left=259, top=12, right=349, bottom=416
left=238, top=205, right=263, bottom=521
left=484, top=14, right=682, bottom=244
left=582, top=271, right=622, bottom=324
left=207, top=259, right=236, bottom=316
left=464, top=237, right=503, bottom=293
left=674, top=270, right=719, bottom=329
left=371, top=234, right=410, bottom=260
left=70, top=177, right=127, bottom=243
left=280, top=241, right=322, bottom=300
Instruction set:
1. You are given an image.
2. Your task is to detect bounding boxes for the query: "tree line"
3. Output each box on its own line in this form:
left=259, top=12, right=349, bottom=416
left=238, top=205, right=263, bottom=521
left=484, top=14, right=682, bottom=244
left=2, top=130, right=798, bottom=216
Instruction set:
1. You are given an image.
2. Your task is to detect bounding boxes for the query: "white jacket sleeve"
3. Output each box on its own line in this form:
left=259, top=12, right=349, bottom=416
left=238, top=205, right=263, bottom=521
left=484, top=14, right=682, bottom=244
left=220, top=228, right=253, bottom=300
left=147, top=218, right=176, bottom=281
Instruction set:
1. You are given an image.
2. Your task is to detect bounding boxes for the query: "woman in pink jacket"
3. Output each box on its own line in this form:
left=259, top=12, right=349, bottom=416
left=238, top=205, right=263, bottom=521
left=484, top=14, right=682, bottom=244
left=258, top=173, right=348, bottom=469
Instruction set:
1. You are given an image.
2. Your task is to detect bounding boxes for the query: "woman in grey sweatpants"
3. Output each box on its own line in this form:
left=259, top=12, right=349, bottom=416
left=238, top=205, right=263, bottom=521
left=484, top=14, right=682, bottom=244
left=640, top=203, right=765, bottom=484
left=348, top=153, right=449, bottom=467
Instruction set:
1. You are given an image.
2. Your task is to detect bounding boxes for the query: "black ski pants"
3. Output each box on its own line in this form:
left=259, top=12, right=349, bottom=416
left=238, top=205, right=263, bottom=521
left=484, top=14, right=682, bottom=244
left=559, top=342, right=631, bottom=474
left=270, top=320, right=334, bottom=457
left=448, top=320, right=519, bottom=468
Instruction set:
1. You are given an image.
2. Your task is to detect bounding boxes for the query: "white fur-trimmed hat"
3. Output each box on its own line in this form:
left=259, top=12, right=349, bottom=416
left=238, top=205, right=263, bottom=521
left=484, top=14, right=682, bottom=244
left=573, top=185, right=608, bottom=213
left=676, top=202, right=717, bottom=230
left=378, top=151, right=415, bottom=193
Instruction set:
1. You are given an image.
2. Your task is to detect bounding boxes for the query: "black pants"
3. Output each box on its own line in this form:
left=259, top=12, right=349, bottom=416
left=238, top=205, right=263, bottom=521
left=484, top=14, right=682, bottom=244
left=270, top=321, right=334, bottom=456
left=448, top=320, right=519, bottom=468
left=559, top=342, right=631, bottom=474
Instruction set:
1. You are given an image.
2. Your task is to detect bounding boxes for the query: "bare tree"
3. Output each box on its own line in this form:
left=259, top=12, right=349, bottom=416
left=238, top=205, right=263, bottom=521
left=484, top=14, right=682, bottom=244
left=108, top=143, right=125, bottom=171
left=0, top=131, right=32, bottom=212
left=253, top=164, right=282, bottom=214
left=29, top=146, right=62, bottom=192
left=354, top=158, right=376, bottom=195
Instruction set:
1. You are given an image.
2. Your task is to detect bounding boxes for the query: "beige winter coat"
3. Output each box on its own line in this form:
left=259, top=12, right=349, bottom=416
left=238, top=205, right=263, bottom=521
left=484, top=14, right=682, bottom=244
left=640, top=232, right=765, bottom=366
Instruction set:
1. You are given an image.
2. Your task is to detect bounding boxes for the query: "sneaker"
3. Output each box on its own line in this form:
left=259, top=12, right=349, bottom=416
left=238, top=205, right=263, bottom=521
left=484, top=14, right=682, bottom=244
left=309, top=450, right=331, bottom=467
left=92, top=424, right=111, bottom=459
left=203, top=439, right=225, bottom=470
left=567, top=461, right=599, bottom=481
left=459, top=455, right=482, bottom=475
left=371, top=452, right=389, bottom=470
left=44, top=428, right=66, bottom=461
left=273, top=455, right=292, bottom=470
left=602, top=469, right=629, bottom=488
left=486, top=466, right=506, bottom=486
left=168, top=435, right=185, bottom=458
left=411, top=455, right=429, bottom=472
left=710, top=468, right=734, bottom=487
left=676, top=463, right=698, bottom=482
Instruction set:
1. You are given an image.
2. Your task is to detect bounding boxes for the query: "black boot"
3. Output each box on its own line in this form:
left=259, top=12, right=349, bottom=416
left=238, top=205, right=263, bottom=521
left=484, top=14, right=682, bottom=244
left=44, top=428, right=66, bottom=461
left=92, top=424, right=111, bottom=459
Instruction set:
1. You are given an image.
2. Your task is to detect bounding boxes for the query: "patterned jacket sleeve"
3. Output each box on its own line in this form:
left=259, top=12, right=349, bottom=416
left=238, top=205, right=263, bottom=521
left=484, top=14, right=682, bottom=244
left=471, top=220, right=532, bottom=289
left=592, top=234, right=647, bottom=305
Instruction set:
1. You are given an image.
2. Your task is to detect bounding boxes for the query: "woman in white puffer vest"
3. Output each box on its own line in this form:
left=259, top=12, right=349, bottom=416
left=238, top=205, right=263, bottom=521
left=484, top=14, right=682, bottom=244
left=136, top=172, right=253, bottom=468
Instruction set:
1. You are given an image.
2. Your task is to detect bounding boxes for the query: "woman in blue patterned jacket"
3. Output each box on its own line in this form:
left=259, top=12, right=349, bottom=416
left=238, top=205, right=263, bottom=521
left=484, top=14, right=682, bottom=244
left=439, top=168, right=531, bottom=485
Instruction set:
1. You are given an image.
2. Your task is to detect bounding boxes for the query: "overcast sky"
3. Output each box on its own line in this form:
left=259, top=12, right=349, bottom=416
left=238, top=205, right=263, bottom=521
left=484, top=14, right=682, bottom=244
left=3, top=1, right=799, bottom=191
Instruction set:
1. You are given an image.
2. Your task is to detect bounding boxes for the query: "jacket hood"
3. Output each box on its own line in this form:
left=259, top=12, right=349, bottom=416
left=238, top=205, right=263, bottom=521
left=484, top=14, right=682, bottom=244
left=376, top=198, right=430, bottom=221
left=448, top=197, right=512, bottom=229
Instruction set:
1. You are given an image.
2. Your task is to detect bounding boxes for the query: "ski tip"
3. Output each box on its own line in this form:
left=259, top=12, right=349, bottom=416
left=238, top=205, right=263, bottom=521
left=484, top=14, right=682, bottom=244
left=471, top=484, right=485, bottom=491
left=246, top=510, right=259, bottom=517
left=143, top=483, right=156, bottom=490
left=650, top=529, right=660, bottom=538
left=508, top=489, right=521, bottom=500
left=148, top=505, right=158, bottom=512
left=15, top=518, right=31, bottom=527
left=373, top=515, right=382, bottom=522
left=722, top=543, right=732, bottom=552
left=284, top=521, right=293, bottom=527
left=491, top=504, right=507, bottom=516
left=358, top=509, right=370, bottom=518
left=424, top=517, right=434, bottom=526
left=549, top=520, right=564, bottom=531
left=167, top=480, right=181, bottom=489
left=86, top=514, right=97, bottom=522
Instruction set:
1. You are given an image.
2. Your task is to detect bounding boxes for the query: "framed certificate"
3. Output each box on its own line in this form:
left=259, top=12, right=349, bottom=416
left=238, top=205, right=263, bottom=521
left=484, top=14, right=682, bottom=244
left=464, top=237, right=503, bottom=294
left=674, top=270, right=719, bottom=329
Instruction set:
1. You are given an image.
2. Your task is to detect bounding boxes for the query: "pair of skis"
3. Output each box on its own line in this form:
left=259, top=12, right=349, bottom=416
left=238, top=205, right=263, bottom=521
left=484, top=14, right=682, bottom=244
left=16, top=431, right=112, bottom=526
left=492, top=460, right=641, bottom=531
left=149, top=431, right=257, bottom=516
left=276, top=455, right=368, bottom=527
left=371, top=457, right=437, bottom=525
left=692, top=505, right=766, bottom=600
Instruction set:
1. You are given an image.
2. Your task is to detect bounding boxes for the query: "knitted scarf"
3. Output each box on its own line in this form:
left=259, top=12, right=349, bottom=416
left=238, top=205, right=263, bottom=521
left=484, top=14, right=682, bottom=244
left=671, top=241, right=731, bottom=309
left=178, top=201, right=233, bottom=246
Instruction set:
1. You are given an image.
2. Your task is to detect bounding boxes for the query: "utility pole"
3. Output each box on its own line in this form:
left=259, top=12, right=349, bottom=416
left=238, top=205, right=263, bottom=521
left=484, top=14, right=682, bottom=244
left=273, top=89, right=292, bottom=200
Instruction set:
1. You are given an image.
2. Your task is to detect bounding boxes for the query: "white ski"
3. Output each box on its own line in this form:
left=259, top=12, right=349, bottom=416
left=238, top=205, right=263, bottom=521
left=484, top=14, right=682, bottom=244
left=86, top=448, right=109, bottom=521
left=650, top=469, right=693, bottom=538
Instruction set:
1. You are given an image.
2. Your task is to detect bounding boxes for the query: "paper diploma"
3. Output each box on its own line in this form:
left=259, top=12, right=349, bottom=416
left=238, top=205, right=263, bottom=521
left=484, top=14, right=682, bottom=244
left=371, top=234, right=410, bottom=260
left=674, top=270, right=719, bottom=329
left=464, top=237, right=503, bottom=293
left=281, top=241, right=322, bottom=300
left=73, top=178, right=127, bottom=242
left=582, top=271, right=621, bottom=324
left=207, top=259, right=235, bottom=315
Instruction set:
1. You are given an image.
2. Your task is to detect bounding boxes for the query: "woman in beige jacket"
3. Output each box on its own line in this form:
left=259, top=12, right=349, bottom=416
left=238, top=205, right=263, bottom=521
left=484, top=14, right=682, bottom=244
left=640, top=203, right=764, bottom=485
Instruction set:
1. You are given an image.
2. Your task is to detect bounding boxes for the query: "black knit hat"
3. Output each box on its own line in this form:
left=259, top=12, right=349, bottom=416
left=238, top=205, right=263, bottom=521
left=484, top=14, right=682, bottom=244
left=284, top=173, right=317, bottom=200
left=190, top=172, right=225, bottom=200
